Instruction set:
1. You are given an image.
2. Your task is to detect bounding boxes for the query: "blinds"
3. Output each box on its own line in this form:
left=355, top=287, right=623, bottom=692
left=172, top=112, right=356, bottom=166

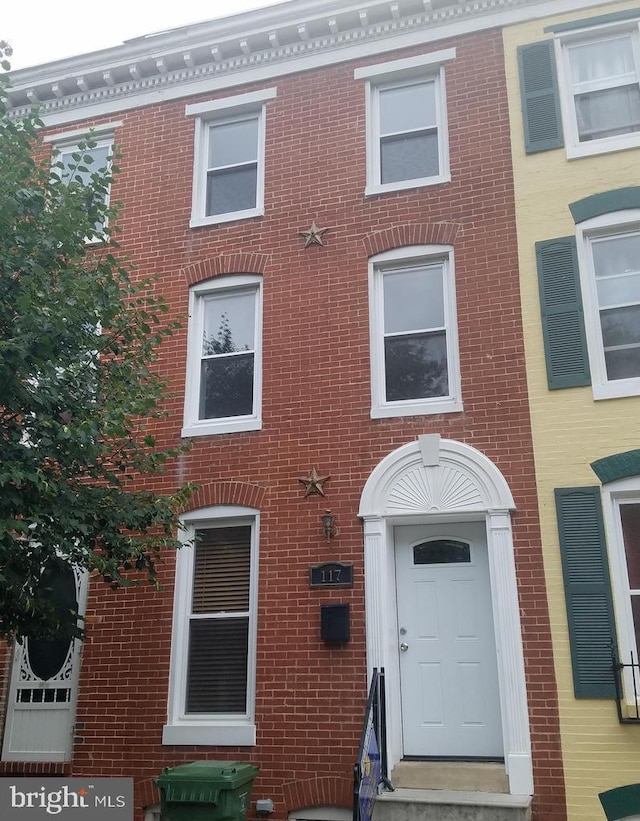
left=186, top=618, right=249, bottom=713
left=186, top=525, right=252, bottom=714
left=192, top=526, right=251, bottom=613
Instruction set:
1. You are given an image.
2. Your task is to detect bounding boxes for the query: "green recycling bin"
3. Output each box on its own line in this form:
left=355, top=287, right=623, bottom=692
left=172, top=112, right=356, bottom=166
left=156, top=761, right=259, bottom=821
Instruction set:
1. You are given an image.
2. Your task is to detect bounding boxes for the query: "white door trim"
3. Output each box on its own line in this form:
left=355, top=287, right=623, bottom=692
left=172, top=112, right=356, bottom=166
left=359, top=435, right=533, bottom=796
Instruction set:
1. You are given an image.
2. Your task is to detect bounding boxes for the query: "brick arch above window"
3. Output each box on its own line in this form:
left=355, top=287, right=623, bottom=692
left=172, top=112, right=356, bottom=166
left=570, top=187, right=640, bottom=224
left=182, top=253, right=270, bottom=286
left=282, top=775, right=353, bottom=814
left=183, top=481, right=267, bottom=512
left=592, top=450, right=640, bottom=485
left=362, top=222, right=461, bottom=257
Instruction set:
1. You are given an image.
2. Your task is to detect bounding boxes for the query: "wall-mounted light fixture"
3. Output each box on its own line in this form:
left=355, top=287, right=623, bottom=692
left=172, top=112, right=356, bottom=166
left=322, top=510, right=339, bottom=540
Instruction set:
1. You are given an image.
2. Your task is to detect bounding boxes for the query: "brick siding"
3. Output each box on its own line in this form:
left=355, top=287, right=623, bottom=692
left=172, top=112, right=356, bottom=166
left=0, top=26, right=566, bottom=821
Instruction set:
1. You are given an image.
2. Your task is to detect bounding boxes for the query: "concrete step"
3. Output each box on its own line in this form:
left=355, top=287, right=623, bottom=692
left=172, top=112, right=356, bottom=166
left=372, top=788, right=532, bottom=821
left=391, top=761, right=509, bottom=793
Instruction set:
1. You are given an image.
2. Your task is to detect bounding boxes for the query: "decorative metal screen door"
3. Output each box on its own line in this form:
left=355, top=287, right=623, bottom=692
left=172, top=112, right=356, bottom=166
left=2, top=565, right=88, bottom=762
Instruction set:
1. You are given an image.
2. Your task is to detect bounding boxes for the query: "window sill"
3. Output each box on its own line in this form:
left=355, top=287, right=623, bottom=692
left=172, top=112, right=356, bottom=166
left=84, top=231, right=108, bottom=246
left=162, top=722, right=256, bottom=746
left=365, top=174, right=450, bottom=197
left=190, top=208, right=263, bottom=228
left=371, top=398, right=462, bottom=418
left=567, top=134, right=640, bottom=160
left=618, top=701, right=640, bottom=721
left=182, top=417, right=262, bottom=438
left=1, top=751, right=70, bottom=763
left=593, top=380, right=640, bottom=401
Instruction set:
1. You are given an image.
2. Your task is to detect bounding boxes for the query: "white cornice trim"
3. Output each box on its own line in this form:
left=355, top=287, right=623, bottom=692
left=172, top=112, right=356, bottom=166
left=6, top=0, right=625, bottom=128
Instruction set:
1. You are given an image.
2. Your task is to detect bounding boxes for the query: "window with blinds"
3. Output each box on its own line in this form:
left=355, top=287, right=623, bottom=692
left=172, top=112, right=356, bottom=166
left=186, top=525, right=251, bottom=714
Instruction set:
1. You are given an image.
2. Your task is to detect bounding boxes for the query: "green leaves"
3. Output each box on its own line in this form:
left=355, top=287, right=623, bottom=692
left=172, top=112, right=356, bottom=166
left=0, top=42, right=193, bottom=641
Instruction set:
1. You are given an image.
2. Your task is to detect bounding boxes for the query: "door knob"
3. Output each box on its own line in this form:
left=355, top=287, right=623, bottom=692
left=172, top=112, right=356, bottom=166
left=400, top=642, right=409, bottom=652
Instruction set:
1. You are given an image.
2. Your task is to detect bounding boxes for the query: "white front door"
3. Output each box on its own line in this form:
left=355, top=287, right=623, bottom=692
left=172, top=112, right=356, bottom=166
left=395, top=522, right=503, bottom=758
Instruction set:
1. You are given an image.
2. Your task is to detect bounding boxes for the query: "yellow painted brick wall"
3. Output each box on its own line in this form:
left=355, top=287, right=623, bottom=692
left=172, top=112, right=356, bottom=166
left=503, top=2, right=640, bottom=819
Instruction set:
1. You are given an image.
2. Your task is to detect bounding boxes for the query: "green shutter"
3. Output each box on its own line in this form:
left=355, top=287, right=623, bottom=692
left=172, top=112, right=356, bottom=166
left=536, top=237, right=591, bottom=389
left=518, top=40, right=564, bottom=153
left=555, top=487, right=618, bottom=698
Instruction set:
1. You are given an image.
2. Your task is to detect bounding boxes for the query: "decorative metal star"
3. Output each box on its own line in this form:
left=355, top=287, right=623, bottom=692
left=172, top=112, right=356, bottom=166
left=299, top=221, right=329, bottom=248
left=298, top=467, right=331, bottom=497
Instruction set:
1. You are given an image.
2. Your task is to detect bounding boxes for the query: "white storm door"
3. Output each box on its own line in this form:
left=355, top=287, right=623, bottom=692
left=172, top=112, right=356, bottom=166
left=2, top=566, right=87, bottom=762
left=395, top=522, right=503, bottom=757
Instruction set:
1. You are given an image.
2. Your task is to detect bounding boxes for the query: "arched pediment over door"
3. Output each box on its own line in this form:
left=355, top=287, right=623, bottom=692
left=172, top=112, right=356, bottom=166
left=359, top=435, right=514, bottom=517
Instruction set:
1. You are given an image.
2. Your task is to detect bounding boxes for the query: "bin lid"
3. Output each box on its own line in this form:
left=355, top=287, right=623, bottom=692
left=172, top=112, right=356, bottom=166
left=156, top=761, right=259, bottom=804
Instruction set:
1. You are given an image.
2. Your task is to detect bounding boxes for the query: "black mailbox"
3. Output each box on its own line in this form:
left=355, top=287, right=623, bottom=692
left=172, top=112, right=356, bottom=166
left=320, top=603, right=350, bottom=643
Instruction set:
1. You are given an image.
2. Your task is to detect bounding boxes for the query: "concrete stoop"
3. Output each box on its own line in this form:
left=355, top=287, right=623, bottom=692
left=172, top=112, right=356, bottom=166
left=391, top=761, right=509, bottom=793
left=372, top=788, right=532, bottom=821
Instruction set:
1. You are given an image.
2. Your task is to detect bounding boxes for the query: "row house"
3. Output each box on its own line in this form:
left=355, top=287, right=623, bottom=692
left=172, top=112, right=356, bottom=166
left=4, top=0, right=622, bottom=819
left=505, top=0, right=640, bottom=819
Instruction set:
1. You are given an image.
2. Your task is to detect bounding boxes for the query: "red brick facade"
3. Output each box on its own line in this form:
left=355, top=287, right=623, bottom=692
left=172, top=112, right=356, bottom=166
left=2, top=18, right=566, bottom=821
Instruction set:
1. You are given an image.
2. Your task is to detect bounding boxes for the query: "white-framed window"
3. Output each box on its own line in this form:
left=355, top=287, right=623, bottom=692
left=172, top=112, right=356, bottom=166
left=576, top=210, right=640, bottom=399
left=368, top=245, right=462, bottom=418
left=354, top=50, right=454, bottom=195
left=557, top=24, right=640, bottom=158
left=186, top=88, right=276, bottom=228
left=602, top=477, right=640, bottom=702
left=163, top=506, right=259, bottom=747
left=49, top=133, right=114, bottom=240
left=182, top=274, right=262, bottom=437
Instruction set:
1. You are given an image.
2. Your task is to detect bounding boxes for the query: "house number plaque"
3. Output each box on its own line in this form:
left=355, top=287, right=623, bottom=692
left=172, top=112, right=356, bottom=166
left=310, top=562, right=353, bottom=588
